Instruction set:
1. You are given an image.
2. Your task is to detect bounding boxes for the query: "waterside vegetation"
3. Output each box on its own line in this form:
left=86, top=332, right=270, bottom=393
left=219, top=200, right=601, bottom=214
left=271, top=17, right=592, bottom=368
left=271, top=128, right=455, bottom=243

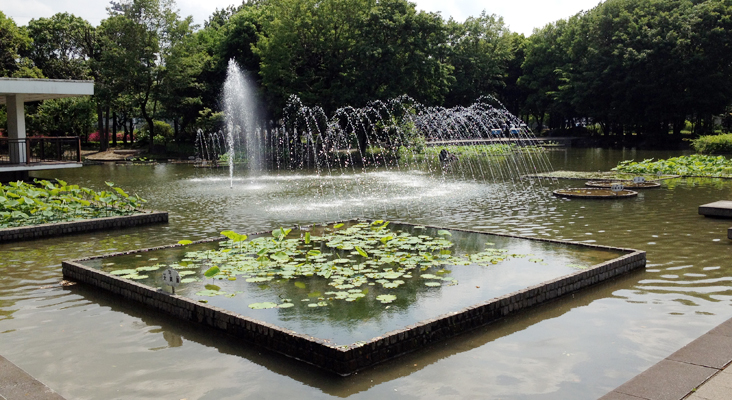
left=0, top=180, right=147, bottom=228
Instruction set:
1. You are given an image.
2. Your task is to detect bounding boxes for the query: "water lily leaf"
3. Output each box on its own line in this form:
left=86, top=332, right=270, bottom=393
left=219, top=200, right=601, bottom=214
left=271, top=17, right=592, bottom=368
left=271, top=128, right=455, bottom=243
left=204, top=266, right=220, bottom=278
left=333, top=223, right=344, bottom=229
left=110, top=269, right=137, bottom=276
left=278, top=303, right=295, bottom=308
left=136, top=265, right=160, bottom=272
left=246, top=277, right=272, bottom=282
left=437, top=230, right=452, bottom=236
left=308, top=291, right=322, bottom=298
left=180, top=278, right=198, bottom=283
left=270, top=251, right=290, bottom=262
left=355, top=246, right=369, bottom=258
left=304, top=231, right=311, bottom=244
left=294, top=281, right=307, bottom=289
left=196, top=289, right=223, bottom=297
left=248, top=302, right=278, bottom=309
left=178, top=240, right=193, bottom=245
left=376, top=294, right=397, bottom=304
left=425, top=282, right=441, bottom=287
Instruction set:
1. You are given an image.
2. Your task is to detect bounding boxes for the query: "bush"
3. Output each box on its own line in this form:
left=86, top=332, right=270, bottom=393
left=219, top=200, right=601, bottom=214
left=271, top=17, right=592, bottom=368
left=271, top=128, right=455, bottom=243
left=138, top=121, right=173, bottom=145
left=88, top=131, right=128, bottom=142
left=691, top=134, right=732, bottom=154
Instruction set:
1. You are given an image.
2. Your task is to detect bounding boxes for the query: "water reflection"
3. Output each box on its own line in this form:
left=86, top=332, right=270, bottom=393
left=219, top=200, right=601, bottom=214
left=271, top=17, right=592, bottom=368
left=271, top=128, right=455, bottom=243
left=0, top=148, right=730, bottom=399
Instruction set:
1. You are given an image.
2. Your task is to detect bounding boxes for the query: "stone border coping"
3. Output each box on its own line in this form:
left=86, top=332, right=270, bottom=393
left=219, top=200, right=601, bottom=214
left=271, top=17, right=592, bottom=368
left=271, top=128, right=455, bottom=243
left=553, top=188, right=638, bottom=199
left=0, top=211, right=168, bottom=243
left=62, top=221, right=646, bottom=376
left=600, top=315, right=732, bottom=400
left=0, top=355, right=66, bottom=400
left=699, top=200, right=732, bottom=218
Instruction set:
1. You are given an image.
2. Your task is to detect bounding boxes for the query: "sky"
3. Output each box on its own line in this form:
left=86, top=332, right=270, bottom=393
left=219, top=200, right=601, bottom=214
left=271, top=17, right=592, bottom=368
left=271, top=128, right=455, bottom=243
left=2, top=0, right=604, bottom=36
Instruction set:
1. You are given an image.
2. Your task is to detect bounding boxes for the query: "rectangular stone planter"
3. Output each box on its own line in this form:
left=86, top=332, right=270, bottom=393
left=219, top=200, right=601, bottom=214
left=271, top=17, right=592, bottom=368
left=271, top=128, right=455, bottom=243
left=62, top=223, right=645, bottom=376
left=0, top=211, right=168, bottom=242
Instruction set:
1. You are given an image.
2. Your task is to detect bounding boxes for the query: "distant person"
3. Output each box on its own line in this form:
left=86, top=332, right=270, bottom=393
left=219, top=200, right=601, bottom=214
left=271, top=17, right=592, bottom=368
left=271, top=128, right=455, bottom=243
left=439, top=149, right=458, bottom=166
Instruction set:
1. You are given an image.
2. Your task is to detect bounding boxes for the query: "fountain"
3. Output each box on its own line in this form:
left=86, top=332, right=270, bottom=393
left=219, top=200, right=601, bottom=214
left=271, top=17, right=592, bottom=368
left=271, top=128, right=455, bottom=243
left=222, top=60, right=264, bottom=186
left=196, top=60, right=557, bottom=218
left=58, top=61, right=648, bottom=376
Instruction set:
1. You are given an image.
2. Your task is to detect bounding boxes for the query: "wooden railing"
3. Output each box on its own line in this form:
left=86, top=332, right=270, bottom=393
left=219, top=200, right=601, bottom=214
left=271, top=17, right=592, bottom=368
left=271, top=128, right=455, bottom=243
left=0, top=137, right=81, bottom=165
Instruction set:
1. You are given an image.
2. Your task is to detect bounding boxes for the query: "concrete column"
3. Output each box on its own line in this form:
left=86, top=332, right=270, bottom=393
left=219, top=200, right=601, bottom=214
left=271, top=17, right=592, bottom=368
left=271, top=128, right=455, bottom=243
left=6, top=94, right=26, bottom=163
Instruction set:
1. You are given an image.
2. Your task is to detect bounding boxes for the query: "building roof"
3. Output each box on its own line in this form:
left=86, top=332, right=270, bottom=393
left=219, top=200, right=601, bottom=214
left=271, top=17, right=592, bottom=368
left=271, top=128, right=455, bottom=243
left=0, top=77, right=95, bottom=104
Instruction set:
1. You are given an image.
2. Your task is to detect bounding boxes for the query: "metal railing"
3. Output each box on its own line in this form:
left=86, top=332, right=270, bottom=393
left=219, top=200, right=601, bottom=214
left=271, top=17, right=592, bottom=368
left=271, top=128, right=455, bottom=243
left=0, top=137, right=82, bottom=165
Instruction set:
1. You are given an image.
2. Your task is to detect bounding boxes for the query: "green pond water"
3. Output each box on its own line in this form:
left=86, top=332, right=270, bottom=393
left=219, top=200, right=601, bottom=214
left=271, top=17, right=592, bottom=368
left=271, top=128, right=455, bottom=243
left=82, top=222, right=624, bottom=345
left=2, top=147, right=732, bottom=399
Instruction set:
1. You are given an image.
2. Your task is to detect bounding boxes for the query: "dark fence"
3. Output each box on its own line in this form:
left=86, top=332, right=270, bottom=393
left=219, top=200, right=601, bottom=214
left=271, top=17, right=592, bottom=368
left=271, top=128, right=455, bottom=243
left=0, top=137, right=81, bottom=165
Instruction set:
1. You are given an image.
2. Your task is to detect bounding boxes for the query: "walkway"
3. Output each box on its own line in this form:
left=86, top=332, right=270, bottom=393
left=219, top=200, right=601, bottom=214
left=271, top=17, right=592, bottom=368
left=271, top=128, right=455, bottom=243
left=0, top=355, right=66, bottom=400
left=600, top=316, right=732, bottom=399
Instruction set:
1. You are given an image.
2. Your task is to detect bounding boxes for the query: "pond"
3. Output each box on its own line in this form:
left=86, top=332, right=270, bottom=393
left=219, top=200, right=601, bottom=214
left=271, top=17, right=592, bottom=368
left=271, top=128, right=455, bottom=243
left=3, top=147, right=732, bottom=399
left=81, top=221, right=624, bottom=345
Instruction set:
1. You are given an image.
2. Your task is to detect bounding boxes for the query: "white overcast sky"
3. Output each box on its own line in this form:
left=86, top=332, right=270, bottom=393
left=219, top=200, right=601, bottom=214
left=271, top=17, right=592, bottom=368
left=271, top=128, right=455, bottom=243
left=2, top=0, right=603, bottom=36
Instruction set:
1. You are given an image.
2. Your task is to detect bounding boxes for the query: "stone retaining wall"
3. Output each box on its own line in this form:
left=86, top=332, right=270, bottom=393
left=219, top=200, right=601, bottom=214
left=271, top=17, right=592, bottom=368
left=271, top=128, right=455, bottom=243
left=62, top=227, right=645, bottom=376
left=0, top=212, right=168, bottom=242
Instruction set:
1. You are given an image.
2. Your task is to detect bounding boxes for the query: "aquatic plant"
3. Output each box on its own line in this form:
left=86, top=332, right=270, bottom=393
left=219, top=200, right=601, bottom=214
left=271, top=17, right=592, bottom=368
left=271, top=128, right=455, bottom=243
left=613, top=154, right=732, bottom=177
left=125, top=221, right=534, bottom=308
left=0, top=179, right=147, bottom=228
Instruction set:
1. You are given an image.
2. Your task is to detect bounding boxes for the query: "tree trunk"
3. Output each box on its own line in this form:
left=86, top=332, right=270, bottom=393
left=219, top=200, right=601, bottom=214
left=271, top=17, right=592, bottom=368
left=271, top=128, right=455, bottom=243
left=104, top=107, right=110, bottom=150
left=98, top=102, right=108, bottom=152
left=112, top=112, right=118, bottom=147
left=122, top=115, right=129, bottom=145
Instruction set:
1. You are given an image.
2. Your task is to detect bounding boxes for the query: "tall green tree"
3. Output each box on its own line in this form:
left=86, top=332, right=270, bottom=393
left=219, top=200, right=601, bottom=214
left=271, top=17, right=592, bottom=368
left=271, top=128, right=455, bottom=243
left=24, top=13, right=94, bottom=80
left=100, top=0, right=195, bottom=152
left=444, top=11, right=512, bottom=107
left=0, top=12, right=42, bottom=78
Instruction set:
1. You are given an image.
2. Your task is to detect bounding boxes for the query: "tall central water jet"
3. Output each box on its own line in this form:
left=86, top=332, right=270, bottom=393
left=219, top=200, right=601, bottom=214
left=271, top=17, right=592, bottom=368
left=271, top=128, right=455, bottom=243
left=223, top=60, right=262, bottom=187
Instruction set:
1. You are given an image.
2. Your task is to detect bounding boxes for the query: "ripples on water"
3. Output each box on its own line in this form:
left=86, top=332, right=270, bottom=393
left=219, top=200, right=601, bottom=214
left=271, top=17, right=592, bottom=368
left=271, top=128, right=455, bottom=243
left=2, top=148, right=732, bottom=399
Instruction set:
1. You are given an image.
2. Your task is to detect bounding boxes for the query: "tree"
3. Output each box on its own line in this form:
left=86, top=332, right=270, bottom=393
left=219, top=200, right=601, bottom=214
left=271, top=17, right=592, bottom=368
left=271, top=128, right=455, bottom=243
left=24, top=13, right=94, bottom=80
left=444, top=11, right=512, bottom=107
left=254, top=0, right=453, bottom=115
left=99, top=0, right=195, bottom=152
left=0, top=11, right=42, bottom=78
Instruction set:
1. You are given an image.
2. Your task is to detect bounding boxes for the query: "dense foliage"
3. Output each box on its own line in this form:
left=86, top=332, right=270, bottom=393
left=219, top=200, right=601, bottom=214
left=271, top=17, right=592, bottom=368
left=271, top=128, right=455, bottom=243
left=613, top=154, right=732, bottom=177
left=2, top=0, right=732, bottom=149
left=0, top=179, right=147, bottom=228
left=691, top=134, right=732, bottom=154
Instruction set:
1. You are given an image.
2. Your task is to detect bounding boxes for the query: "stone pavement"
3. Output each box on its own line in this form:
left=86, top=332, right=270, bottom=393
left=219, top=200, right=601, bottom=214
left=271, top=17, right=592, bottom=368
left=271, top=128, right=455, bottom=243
left=0, top=355, right=65, bottom=400
left=600, top=316, right=732, bottom=400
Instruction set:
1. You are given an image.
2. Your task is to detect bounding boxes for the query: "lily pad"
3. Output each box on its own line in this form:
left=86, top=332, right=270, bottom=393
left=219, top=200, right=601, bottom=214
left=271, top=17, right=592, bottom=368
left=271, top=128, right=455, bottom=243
left=248, top=302, right=278, bottom=309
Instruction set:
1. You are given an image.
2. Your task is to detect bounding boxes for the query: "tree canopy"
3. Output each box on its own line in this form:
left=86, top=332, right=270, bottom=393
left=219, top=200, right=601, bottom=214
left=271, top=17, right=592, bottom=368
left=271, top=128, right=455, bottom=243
left=3, top=0, right=732, bottom=149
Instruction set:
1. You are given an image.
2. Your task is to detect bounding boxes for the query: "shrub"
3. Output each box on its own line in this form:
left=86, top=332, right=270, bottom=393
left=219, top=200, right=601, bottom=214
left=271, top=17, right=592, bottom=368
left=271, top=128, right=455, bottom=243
left=691, top=134, right=732, bottom=154
left=88, top=131, right=128, bottom=142
left=138, top=121, right=173, bottom=145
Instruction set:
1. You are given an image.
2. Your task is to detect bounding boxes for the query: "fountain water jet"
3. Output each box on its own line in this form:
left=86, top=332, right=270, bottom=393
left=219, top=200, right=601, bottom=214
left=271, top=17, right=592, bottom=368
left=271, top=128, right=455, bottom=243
left=223, top=59, right=263, bottom=187
left=200, top=61, right=555, bottom=218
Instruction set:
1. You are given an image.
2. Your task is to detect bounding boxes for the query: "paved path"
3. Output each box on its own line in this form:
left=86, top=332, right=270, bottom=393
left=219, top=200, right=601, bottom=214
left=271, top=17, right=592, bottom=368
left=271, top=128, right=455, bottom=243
left=0, top=355, right=65, bottom=400
left=601, top=316, right=732, bottom=399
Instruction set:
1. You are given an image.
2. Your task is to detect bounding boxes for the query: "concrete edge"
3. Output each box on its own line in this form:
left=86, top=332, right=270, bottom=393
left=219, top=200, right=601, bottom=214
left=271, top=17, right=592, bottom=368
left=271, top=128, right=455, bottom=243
left=0, top=355, right=66, bottom=400
left=0, top=211, right=168, bottom=243
left=599, top=316, right=732, bottom=400
left=61, top=221, right=646, bottom=376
